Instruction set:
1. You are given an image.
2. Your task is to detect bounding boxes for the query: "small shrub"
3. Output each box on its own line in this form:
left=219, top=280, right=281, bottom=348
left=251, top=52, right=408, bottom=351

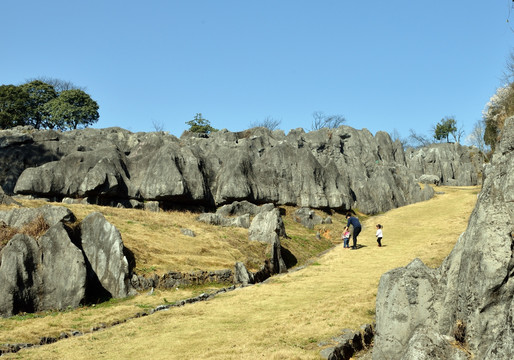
left=454, top=319, right=466, bottom=344
left=0, top=215, right=49, bottom=252
left=20, top=215, right=49, bottom=239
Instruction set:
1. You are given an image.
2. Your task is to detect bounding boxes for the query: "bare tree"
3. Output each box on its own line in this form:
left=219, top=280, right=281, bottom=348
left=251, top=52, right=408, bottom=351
left=467, top=120, right=490, bottom=158
left=311, top=111, right=346, bottom=130
left=391, top=128, right=408, bottom=147
left=250, top=116, right=281, bottom=130
left=455, top=122, right=465, bottom=143
left=408, top=129, right=432, bottom=148
left=152, top=119, right=165, bottom=132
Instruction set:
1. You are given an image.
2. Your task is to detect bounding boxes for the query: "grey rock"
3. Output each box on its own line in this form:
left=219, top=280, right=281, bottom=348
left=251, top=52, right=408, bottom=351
left=197, top=213, right=250, bottom=228
left=234, top=262, right=254, bottom=285
left=129, top=199, right=144, bottom=209
left=14, top=146, right=130, bottom=199
left=216, top=200, right=274, bottom=217
left=373, top=118, right=514, bottom=360
left=406, top=142, right=483, bottom=186
left=81, top=212, right=134, bottom=298
left=144, top=201, right=160, bottom=212
left=249, top=209, right=287, bottom=274
left=0, top=234, right=40, bottom=316
left=1, top=126, right=469, bottom=215
left=0, top=223, right=86, bottom=316
left=418, top=174, right=440, bottom=186
left=37, top=223, right=87, bottom=311
left=398, top=328, right=469, bottom=360
left=293, top=208, right=324, bottom=229
left=0, top=187, right=20, bottom=206
left=180, top=228, right=196, bottom=237
left=0, top=205, right=75, bottom=228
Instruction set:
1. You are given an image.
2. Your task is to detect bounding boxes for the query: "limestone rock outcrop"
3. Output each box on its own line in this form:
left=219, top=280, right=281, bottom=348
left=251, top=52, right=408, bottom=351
left=0, top=125, right=474, bottom=215
left=406, top=142, right=484, bottom=186
left=249, top=208, right=287, bottom=274
left=0, top=206, right=134, bottom=317
left=373, top=118, right=514, bottom=359
left=0, top=187, right=20, bottom=206
left=81, top=212, right=133, bottom=299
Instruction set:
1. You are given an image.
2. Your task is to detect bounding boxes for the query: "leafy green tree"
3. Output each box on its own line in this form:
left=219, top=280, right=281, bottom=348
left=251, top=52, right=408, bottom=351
left=0, top=85, right=30, bottom=129
left=42, top=89, right=99, bottom=130
left=433, top=116, right=457, bottom=143
left=19, top=80, right=58, bottom=129
left=186, top=113, right=217, bottom=133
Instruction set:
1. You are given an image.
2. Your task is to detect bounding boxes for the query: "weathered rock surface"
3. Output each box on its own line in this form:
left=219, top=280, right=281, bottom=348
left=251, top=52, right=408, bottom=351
left=418, top=174, right=441, bottom=186
left=0, top=224, right=87, bottom=316
left=373, top=118, right=514, bottom=359
left=216, top=200, right=275, bottom=217
left=234, top=262, right=254, bottom=286
left=0, top=125, right=478, bottom=214
left=0, top=187, right=20, bottom=206
left=197, top=213, right=251, bottom=228
left=0, top=205, right=75, bottom=228
left=293, top=207, right=331, bottom=229
left=81, top=212, right=133, bottom=299
left=38, top=223, right=88, bottom=312
left=249, top=208, right=287, bottom=274
left=0, top=206, right=134, bottom=317
left=406, top=142, right=484, bottom=186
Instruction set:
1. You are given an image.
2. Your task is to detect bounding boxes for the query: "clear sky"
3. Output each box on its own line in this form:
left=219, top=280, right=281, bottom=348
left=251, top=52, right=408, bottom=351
left=2, top=1, right=513, bottom=142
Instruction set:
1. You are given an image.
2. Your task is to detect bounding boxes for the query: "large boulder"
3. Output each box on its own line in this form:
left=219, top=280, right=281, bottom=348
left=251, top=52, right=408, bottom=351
left=197, top=213, right=251, bottom=228
left=0, top=223, right=87, bottom=316
left=0, top=205, right=75, bottom=228
left=293, top=207, right=326, bottom=229
left=0, top=187, right=20, bottom=206
left=0, top=234, right=41, bottom=316
left=216, top=200, right=274, bottom=217
left=14, top=146, right=130, bottom=200
left=0, top=206, right=135, bottom=317
left=81, top=212, right=134, bottom=298
left=249, top=208, right=287, bottom=274
left=373, top=118, right=514, bottom=359
left=37, top=223, right=87, bottom=311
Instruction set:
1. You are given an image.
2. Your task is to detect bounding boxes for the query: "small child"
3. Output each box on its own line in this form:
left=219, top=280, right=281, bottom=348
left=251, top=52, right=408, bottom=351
left=342, top=227, right=351, bottom=248
left=376, top=224, right=383, bottom=247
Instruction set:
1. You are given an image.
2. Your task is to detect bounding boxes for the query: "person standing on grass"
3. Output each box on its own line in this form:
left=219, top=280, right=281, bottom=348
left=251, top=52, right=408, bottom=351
left=346, top=212, right=362, bottom=249
left=342, top=227, right=351, bottom=248
left=376, top=224, right=383, bottom=247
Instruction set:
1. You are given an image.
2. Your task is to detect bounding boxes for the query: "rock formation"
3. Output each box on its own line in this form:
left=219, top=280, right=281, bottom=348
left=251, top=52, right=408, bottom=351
left=293, top=207, right=331, bottom=229
left=0, top=187, right=20, bottom=206
left=406, top=142, right=484, bottom=186
left=373, top=118, right=514, bottom=359
left=0, top=125, right=473, bottom=214
left=249, top=208, right=288, bottom=275
left=0, top=206, right=134, bottom=317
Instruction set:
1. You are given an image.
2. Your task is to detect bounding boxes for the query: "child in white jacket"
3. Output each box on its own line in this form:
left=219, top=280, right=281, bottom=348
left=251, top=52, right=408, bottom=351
left=376, top=224, right=383, bottom=247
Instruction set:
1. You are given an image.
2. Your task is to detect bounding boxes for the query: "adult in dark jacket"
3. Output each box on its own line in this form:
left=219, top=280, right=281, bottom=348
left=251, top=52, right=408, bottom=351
left=346, top=213, right=362, bottom=249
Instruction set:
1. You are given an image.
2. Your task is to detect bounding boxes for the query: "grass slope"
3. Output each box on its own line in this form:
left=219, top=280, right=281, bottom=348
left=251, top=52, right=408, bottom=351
left=0, top=186, right=479, bottom=359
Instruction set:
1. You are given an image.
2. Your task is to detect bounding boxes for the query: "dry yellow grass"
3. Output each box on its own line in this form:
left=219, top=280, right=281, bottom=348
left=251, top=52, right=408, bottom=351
left=0, top=186, right=479, bottom=359
left=0, top=201, right=335, bottom=275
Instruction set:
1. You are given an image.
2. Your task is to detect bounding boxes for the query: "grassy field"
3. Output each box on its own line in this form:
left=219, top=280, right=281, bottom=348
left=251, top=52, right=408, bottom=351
left=0, top=186, right=479, bottom=359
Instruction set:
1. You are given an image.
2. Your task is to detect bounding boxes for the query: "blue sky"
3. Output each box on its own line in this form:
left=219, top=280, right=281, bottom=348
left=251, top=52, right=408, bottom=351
left=2, top=1, right=513, bottom=142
